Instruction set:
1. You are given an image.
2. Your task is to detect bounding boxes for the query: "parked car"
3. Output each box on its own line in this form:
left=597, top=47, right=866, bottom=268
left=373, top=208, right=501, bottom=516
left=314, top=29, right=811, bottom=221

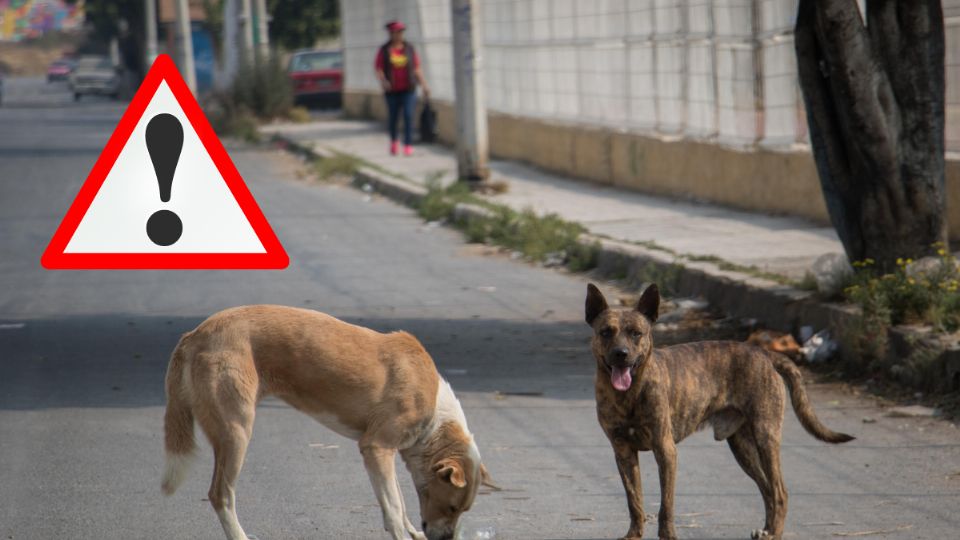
left=69, top=56, right=120, bottom=101
left=288, top=49, right=343, bottom=107
left=47, top=59, right=76, bottom=82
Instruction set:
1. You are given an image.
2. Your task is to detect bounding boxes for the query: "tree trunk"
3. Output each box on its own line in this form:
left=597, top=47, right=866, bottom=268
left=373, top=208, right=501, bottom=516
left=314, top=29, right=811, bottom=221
left=795, top=0, right=946, bottom=273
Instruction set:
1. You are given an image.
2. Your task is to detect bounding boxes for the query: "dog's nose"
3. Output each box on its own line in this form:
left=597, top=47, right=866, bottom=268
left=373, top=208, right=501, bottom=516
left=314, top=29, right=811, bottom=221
left=422, top=521, right=427, bottom=530
left=612, top=347, right=629, bottom=361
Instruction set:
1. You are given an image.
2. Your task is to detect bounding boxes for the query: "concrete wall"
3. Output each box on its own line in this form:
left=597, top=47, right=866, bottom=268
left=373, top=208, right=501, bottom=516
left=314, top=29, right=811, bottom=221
left=342, top=0, right=960, bottom=235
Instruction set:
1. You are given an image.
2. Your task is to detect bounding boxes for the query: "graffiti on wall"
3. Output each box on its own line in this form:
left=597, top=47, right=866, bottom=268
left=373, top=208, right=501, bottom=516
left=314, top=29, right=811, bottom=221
left=0, top=0, right=84, bottom=42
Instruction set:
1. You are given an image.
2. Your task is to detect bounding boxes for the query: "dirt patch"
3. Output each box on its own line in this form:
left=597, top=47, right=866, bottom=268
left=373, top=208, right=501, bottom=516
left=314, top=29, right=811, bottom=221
left=0, top=34, right=82, bottom=76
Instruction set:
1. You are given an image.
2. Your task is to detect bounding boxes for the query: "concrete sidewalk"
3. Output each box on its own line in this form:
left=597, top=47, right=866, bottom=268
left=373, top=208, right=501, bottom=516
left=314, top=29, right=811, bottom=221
left=263, top=118, right=843, bottom=281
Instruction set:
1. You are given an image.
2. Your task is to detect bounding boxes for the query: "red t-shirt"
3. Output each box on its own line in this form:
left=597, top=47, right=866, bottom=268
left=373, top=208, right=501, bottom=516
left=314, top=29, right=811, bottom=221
left=375, top=44, right=420, bottom=92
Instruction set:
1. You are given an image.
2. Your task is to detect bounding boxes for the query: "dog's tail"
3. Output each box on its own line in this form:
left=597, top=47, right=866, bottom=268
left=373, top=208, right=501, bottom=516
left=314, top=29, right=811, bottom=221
left=771, top=354, right=855, bottom=444
left=161, top=334, right=197, bottom=496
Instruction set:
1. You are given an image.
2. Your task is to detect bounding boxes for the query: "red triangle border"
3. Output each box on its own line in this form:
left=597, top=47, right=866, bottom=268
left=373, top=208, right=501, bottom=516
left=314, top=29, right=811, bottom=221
left=40, top=54, right=289, bottom=270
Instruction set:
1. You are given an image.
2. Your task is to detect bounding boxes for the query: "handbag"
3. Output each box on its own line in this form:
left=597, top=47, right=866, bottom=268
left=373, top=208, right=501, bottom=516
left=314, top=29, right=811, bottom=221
left=419, top=99, right=438, bottom=143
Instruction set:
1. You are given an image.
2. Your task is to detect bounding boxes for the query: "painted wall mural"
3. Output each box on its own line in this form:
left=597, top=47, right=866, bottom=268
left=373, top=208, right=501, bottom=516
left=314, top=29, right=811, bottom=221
left=0, top=0, right=84, bottom=42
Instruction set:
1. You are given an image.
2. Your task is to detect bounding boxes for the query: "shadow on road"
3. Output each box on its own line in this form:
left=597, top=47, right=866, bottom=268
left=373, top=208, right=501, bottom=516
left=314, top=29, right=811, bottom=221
left=0, top=314, right=610, bottom=410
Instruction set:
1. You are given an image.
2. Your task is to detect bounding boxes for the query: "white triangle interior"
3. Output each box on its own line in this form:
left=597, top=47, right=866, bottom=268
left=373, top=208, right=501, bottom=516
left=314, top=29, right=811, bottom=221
left=64, top=81, right=266, bottom=254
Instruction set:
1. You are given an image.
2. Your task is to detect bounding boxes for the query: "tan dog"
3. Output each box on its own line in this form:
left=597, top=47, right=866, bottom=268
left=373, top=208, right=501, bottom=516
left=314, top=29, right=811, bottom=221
left=585, top=284, right=854, bottom=540
left=160, top=305, right=493, bottom=540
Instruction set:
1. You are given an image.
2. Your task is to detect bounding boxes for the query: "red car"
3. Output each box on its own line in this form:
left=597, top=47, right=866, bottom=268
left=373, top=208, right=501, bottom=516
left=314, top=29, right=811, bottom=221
left=47, top=59, right=76, bottom=83
left=288, top=49, right=342, bottom=107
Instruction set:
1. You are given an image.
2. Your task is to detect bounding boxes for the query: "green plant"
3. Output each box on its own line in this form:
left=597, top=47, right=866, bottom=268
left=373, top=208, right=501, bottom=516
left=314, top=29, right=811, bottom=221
left=839, top=246, right=960, bottom=373
left=632, top=261, right=684, bottom=297
left=416, top=182, right=598, bottom=272
left=231, top=52, right=293, bottom=120
left=204, top=51, right=294, bottom=140
left=567, top=241, right=602, bottom=272
left=797, top=271, right=819, bottom=291
left=287, top=106, right=312, bottom=123
left=313, top=153, right=359, bottom=180
left=205, top=91, right=261, bottom=142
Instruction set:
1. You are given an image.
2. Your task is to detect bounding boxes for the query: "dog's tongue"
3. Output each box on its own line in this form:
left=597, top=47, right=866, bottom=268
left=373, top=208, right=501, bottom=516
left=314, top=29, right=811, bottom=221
left=610, top=366, right=632, bottom=391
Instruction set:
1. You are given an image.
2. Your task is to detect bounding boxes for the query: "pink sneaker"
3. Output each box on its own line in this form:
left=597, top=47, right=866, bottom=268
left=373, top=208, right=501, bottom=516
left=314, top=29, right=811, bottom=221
left=390, top=141, right=399, bottom=155
left=403, top=145, right=414, bottom=156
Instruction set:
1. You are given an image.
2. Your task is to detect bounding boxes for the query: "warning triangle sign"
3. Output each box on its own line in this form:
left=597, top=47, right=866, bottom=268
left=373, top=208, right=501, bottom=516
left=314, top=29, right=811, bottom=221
left=41, top=54, right=288, bottom=270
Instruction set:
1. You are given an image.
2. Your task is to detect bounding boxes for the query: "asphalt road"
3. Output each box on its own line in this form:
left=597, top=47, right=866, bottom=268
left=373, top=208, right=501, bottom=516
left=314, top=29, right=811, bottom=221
left=1, top=78, right=959, bottom=540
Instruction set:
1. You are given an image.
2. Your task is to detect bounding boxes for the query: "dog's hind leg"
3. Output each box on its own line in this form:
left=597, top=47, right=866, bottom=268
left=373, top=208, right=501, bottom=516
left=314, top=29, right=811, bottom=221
left=753, top=427, right=787, bottom=540
left=207, top=425, right=253, bottom=540
left=727, top=429, right=774, bottom=538
left=194, top=368, right=257, bottom=540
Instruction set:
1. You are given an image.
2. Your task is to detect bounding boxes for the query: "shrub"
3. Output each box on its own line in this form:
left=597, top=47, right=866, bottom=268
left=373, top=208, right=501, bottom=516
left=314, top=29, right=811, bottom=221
left=839, top=245, right=960, bottom=373
left=416, top=182, right=598, bottom=272
left=205, top=50, right=293, bottom=140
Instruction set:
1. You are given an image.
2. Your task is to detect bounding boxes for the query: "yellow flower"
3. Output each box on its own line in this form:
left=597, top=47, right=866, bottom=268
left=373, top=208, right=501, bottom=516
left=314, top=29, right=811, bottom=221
left=864, top=258, right=875, bottom=265
left=896, top=258, right=904, bottom=266
left=938, top=248, right=947, bottom=256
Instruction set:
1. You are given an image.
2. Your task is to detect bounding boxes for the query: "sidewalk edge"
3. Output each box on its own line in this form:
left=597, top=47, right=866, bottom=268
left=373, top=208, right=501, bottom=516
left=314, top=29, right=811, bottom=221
left=271, top=133, right=857, bottom=334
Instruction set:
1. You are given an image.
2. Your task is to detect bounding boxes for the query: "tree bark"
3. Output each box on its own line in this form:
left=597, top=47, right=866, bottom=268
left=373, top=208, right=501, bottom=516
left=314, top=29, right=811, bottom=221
left=795, top=0, right=946, bottom=273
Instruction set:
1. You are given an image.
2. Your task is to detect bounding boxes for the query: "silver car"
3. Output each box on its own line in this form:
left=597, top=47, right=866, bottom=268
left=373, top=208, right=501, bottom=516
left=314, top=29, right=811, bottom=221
left=69, top=56, right=120, bottom=101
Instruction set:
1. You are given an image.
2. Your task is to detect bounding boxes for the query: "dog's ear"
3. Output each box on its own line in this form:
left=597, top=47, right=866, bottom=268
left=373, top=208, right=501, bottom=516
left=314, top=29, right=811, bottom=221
left=479, top=463, right=501, bottom=491
left=434, top=458, right=467, bottom=488
left=585, top=283, right=609, bottom=326
left=636, top=283, right=660, bottom=322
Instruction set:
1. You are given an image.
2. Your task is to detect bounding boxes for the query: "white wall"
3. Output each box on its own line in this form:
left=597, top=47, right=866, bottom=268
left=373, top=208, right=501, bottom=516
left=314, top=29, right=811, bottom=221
left=341, top=0, right=960, bottom=153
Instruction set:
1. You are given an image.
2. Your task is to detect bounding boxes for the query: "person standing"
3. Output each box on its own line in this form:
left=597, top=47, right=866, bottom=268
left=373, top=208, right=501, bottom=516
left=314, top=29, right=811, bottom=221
left=375, top=20, right=430, bottom=156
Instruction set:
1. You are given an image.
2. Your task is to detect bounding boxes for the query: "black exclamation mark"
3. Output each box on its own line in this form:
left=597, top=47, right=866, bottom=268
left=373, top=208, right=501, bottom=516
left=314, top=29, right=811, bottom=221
left=145, top=113, right=184, bottom=246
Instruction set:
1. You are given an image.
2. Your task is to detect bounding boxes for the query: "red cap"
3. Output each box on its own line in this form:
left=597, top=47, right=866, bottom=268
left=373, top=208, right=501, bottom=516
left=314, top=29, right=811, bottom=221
left=385, top=20, right=406, bottom=32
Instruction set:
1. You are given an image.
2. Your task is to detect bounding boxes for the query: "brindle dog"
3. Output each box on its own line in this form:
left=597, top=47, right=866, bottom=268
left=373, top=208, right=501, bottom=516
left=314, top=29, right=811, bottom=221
left=585, top=283, right=854, bottom=540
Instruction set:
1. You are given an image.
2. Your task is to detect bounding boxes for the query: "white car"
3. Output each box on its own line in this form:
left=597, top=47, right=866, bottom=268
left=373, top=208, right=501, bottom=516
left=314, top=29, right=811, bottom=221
left=69, top=56, right=120, bottom=101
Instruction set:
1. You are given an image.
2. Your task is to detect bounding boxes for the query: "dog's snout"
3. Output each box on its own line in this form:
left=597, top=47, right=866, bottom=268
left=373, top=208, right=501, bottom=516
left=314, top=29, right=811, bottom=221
left=612, top=347, right=629, bottom=361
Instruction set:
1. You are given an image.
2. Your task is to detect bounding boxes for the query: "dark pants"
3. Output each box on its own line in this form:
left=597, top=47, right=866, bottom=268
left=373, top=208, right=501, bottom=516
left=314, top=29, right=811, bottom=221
left=385, top=90, right=416, bottom=145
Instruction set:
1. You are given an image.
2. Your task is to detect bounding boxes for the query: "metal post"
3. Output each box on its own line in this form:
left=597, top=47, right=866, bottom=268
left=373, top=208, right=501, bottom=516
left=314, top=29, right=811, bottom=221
left=144, top=0, right=158, bottom=66
left=174, top=0, right=196, bottom=92
left=222, top=0, right=238, bottom=87
left=450, top=0, right=489, bottom=182
left=253, top=0, right=270, bottom=60
left=239, top=0, right=254, bottom=63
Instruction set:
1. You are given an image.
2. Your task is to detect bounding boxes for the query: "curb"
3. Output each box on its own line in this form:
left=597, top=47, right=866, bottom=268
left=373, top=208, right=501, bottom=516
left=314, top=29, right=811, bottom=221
left=271, top=133, right=858, bottom=335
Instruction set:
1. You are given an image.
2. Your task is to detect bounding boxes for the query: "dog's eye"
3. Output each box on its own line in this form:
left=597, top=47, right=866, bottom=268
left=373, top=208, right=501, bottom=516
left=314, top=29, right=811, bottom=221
left=600, top=328, right=614, bottom=338
left=631, top=330, right=643, bottom=339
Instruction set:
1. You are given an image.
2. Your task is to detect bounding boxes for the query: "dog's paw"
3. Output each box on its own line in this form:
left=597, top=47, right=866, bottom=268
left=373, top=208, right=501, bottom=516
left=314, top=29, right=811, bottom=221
left=408, top=532, right=426, bottom=540
left=619, top=524, right=644, bottom=539
left=751, top=529, right=771, bottom=539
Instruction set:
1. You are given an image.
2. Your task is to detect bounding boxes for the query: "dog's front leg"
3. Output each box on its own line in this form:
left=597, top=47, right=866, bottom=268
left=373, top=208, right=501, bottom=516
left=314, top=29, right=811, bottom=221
left=653, top=439, right=678, bottom=540
left=612, top=440, right=645, bottom=539
left=361, top=444, right=425, bottom=540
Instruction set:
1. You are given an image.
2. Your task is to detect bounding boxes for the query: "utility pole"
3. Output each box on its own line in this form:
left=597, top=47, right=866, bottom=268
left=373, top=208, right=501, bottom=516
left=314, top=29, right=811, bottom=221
left=222, top=0, right=238, bottom=87
left=450, top=0, right=489, bottom=182
left=239, top=0, right=255, bottom=64
left=144, top=0, right=158, bottom=67
left=253, top=0, right=270, bottom=61
left=174, top=0, right=196, bottom=92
